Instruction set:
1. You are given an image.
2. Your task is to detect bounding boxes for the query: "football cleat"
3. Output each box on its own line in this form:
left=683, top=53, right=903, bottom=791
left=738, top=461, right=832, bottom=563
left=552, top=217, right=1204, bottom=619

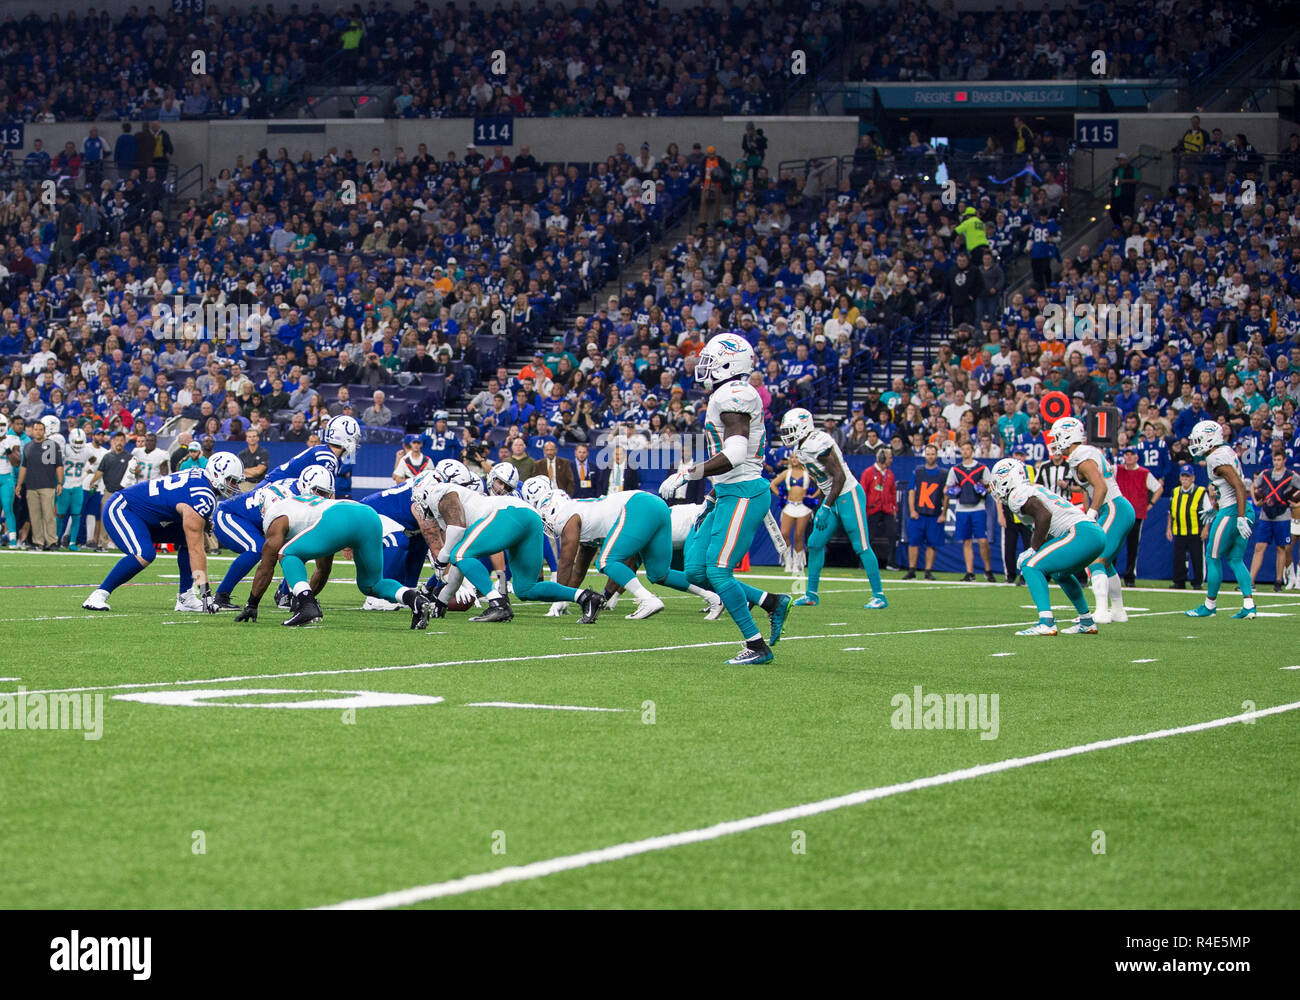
left=408, top=591, right=432, bottom=630
left=864, top=596, right=888, bottom=610
left=703, top=597, right=725, bottom=621
left=1109, top=607, right=1129, bottom=623
left=625, top=595, right=665, bottom=620
left=726, top=641, right=774, bottom=665
left=767, top=593, right=792, bottom=645
left=274, top=585, right=292, bottom=609
left=82, top=589, right=112, bottom=611
left=1184, top=605, right=1217, bottom=618
left=282, top=591, right=323, bottom=627
left=576, top=588, right=605, bottom=624
left=427, top=596, right=447, bottom=619
left=469, top=596, right=514, bottom=623
left=174, top=590, right=205, bottom=613
left=362, top=595, right=403, bottom=611
left=211, top=592, right=241, bottom=612
left=1015, top=622, right=1059, bottom=637
left=1092, top=608, right=1113, bottom=624
left=1231, top=606, right=1256, bottom=620
left=792, top=594, right=819, bottom=607
left=1060, top=620, right=1098, bottom=635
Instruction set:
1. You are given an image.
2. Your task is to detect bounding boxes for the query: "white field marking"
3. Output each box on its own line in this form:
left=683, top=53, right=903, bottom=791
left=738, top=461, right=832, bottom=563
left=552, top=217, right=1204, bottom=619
left=1282, top=665, right=1300, bottom=671
left=989, top=652, right=1016, bottom=657
left=0, top=613, right=134, bottom=623
left=11, top=602, right=1300, bottom=701
left=560, top=636, right=591, bottom=641
left=842, top=647, right=866, bottom=652
left=317, top=700, right=1300, bottom=909
left=160, top=620, right=202, bottom=625
left=1132, top=659, right=1159, bottom=664
left=463, top=702, right=627, bottom=713
left=115, top=688, right=444, bottom=710
left=1251, top=612, right=1293, bottom=618
left=826, top=621, right=848, bottom=626
left=0, top=677, right=18, bottom=682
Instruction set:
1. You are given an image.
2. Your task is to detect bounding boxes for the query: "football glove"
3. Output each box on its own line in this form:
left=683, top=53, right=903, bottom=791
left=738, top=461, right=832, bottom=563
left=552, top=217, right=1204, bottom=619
left=946, top=484, right=962, bottom=498
left=814, top=504, right=832, bottom=531
left=1084, top=509, right=1099, bottom=522
left=234, top=602, right=258, bottom=623
left=973, top=482, right=988, bottom=497
left=200, top=584, right=218, bottom=614
left=1016, top=548, right=1035, bottom=573
left=659, top=471, right=689, bottom=500
left=545, top=601, right=569, bottom=616
left=1236, top=516, right=1252, bottom=540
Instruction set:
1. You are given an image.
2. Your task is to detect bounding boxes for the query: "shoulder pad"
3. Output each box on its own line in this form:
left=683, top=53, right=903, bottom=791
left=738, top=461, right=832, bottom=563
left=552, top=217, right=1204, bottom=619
left=802, top=430, right=834, bottom=456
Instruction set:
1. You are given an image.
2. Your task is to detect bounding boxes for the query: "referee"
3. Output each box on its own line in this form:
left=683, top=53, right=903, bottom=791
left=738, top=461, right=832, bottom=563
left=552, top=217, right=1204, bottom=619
left=1166, top=463, right=1207, bottom=589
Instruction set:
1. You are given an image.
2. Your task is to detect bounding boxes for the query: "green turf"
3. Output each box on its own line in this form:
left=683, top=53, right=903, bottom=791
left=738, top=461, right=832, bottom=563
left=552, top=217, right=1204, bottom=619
left=1, top=549, right=1297, bottom=909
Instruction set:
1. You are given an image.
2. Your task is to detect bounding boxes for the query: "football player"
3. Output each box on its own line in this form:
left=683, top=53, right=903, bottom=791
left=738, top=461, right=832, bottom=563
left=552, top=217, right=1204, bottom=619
left=211, top=465, right=334, bottom=610
left=265, top=414, right=357, bottom=480
left=0, top=415, right=20, bottom=547
left=56, top=427, right=99, bottom=550
left=82, top=454, right=245, bottom=613
left=990, top=458, right=1106, bottom=636
left=1185, top=420, right=1258, bottom=619
left=1050, top=416, right=1135, bottom=623
left=525, top=480, right=721, bottom=620
left=413, top=477, right=605, bottom=624
left=659, top=334, right=791, bottom=665
left=779, top=407, right=887, bottom=609
left=233, top=480, right=432, bottom=628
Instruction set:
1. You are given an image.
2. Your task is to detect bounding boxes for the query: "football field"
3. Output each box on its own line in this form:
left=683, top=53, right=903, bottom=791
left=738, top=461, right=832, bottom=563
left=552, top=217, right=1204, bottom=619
left=2, top=549, right=1297, bottom=910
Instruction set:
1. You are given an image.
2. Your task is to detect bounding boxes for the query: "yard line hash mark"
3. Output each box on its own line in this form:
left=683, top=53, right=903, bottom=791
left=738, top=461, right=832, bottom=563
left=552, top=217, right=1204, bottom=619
left=316, top=700, right=1300, bottom=909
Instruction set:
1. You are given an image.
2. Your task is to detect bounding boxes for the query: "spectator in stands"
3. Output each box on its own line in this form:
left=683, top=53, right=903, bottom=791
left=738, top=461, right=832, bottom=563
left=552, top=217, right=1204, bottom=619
left=361, top=391, right=393, bottom=427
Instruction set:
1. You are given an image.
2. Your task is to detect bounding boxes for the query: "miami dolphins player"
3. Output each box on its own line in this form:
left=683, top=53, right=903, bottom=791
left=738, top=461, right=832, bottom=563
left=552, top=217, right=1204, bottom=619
left=266, top=414, right=356, bottom=481
left=56, top=427, right=99, bottom=550
left=413, top=477, right=605, bottom=623
left=211, top=465, right=334, bottom=610
left=82, top=453, right=246, bottom=613
left=528, top=482, right=721, bottom=620
left=990, top=458, right=1106, bottom=636
left=0, top=415, right=20, bottom=547
left=780, top=407, right=887, bottom=610
left=1050, top=416, right=1134, bottom=623
left=659, top=333, right=791, bottom=665
left=233, top=481, right=432, bottom=628
left=1185, top=419, right=1258, bottom=620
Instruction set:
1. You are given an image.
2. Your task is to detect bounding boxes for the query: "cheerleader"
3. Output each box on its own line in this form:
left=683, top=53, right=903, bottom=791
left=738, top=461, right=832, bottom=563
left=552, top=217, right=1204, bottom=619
left=771, top=456, right=819, bottom=572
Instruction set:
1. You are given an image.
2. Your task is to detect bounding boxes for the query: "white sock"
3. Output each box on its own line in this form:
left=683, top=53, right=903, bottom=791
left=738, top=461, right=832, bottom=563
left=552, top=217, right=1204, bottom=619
left=485, top=587, right=502, bottom=601
left=292, top=581, right=311, bottom=595
left=624, top=577, right=653, bottom=601
left=1091, top=573, right=1108, bottom=608
left=1243, top=596, right=1255, bottom=608
left=1205, top=597, right=1217, bottom=609
left=394, top=587, right=410, bottom=603
left=688, top=584, right=716, bottom=601
left=1108, top=573, right=1124, bottom=610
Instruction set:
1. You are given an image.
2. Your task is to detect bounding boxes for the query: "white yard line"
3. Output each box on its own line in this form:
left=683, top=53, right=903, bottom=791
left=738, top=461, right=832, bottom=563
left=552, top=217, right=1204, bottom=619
left=316, top=699, right=1300, bottom=909
left=9, top=602, right=1300, bottom=700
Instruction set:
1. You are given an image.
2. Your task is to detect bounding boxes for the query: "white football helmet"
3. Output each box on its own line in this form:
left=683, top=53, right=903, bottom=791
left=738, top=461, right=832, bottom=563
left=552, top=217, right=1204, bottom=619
left=1048, top=416, right=1086, bottom=457
left=990, top=458, right=1029, bottom=501
left=1190, top=419, right=1225, bottom=459
left=463, top=475, right=485, bottom=494
left=297, top=464, right=336, bottom=499
left=521, top=475, right=554, bottom=509
left=0, top=415, right=10, bottom=437
left=486, top=463, right=520, bottom=495
left=539, top=490, right=572, bottom=535
left=324, top=414, right=361, bottom=454
left=41, top=415, right=62, bottom=439
left=412, top=476, right=453, bottom=520
left=205, top=452, right=246, bottom=498
left=780, top=407, right=815, bottom=447
left=435, top=458, right=474, bottom=485
left=695, top=333, right=757, bottom=391
left=68, top=427, right=87, bottom=447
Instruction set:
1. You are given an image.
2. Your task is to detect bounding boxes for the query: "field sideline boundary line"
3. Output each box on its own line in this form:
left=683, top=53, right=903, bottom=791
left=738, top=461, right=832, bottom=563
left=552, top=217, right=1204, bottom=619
left=6, top=602, right=1299, bottom=699
left=315, top=699, right=1300, bottom=909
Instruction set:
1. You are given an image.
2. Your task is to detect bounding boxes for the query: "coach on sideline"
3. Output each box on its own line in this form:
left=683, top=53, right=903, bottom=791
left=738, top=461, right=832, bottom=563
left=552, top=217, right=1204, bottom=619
left=16, top=419, right=63, bottom=550
left=1115, top=447, right=1163, bottom=586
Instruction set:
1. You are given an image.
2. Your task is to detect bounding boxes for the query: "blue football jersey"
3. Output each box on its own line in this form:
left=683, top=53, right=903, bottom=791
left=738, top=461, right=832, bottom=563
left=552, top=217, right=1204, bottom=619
left=270, top=444, right=339, bottom=481
left=217, top=477, right=297, bottom=525
left=120, top=469, right=217, bottom=525
left=360, top=481, right=419, bottom=532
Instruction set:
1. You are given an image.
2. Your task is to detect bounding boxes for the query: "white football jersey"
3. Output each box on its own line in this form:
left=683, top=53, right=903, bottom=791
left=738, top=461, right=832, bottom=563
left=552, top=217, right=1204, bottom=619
left=1066, top=444, right=1123, bottom=507
left=62, top=444, right=101, bottom=490
left=425, top=482, right=528, bottom=531
left=1007, top=482, right=1088, bottom=539
left=548, top=492, right=636, bottom=543
left=1205, top=444, right=1246, bottom=511
left=261, top=491, right=336, bottom=536
left=671, top=502, right=705, bottom=547
left=793, top=430, right=847, bottom=495
left=124, top=446, right=170, bottom=486
left=0, top=434, right=21, bottom=476
left=703, top=379, right=766, bottom=485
